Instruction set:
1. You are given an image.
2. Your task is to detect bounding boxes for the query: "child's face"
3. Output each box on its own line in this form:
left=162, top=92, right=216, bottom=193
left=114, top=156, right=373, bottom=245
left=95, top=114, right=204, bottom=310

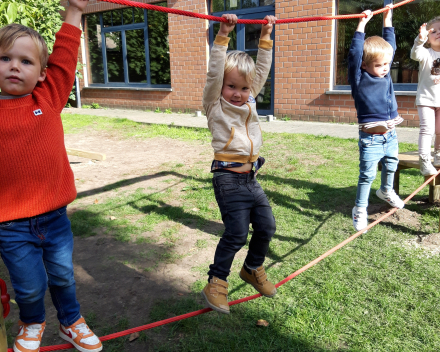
left=221, top=67, right=251, bottom=106
left=427, top=22, right=440, bottom=51
left=0, top=36, right=46, bottom=96
left=361, top=54, right=392, bottom=78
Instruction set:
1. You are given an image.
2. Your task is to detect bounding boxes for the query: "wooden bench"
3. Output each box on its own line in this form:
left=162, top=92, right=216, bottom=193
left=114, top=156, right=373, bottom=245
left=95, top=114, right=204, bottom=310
left=379, top=151, right=440, bottom=203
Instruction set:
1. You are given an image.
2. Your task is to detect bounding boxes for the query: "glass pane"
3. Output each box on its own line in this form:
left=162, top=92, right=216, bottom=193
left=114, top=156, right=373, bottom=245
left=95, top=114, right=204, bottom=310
left=213, top=23, right=237, bottom=50
left=211, top=0, right=224, bottom=12
left=260, top=0, right=274, bottom=5
left=393, top=0, right=440, bottom=84
left=226, top=0, right=240, bottom=10
left=335, top=0, right=383, bottom=86
left=243, top=0, right=258, bottom=8
left=256, top=81, right=271, bottom=110
left=245, top=24, right=261, bottom=50
left=147, top=2, right=171, bottom=84
left=122, top=8, right=133, bottom=25
left=102, top=11, right=112, bottom=28
left=85, top=14, right=104, bottom=84
left=111, top=10, right=122, bottom=26
left=105, top=31, right=124, bottom=82
left=134, top=8, right=145, bottom=23
left=126, top=29, right=147, bottom=83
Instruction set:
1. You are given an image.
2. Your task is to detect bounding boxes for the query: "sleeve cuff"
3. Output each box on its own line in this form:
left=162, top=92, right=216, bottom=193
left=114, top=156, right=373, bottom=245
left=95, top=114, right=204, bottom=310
left=415, top=36, right=427, bottom=45
left=353, top=31, right=366, bottom=39
left=214, top=35, right=230, bottom=47
left=59, top=23, right=82, bottom=36
left=258, top=39, right=273, bottom=50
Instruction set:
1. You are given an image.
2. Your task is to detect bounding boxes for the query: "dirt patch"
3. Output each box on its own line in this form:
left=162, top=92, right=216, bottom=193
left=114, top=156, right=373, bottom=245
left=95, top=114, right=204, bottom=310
left=66, top=130, right=212, bottom=207
left=404, top=233, right=440, bottom=256
left=368, top=203, right=421, bottom=229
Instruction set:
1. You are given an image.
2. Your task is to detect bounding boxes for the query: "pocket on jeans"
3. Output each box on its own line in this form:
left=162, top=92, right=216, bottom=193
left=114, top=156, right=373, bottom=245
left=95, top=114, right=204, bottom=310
left=0, top=222, right=13, bottom=229
left=360, top=137, right=373, bottom=148
left=220, top=183, right=240, bottom=195
left=56, top=206, right=68, bottom=216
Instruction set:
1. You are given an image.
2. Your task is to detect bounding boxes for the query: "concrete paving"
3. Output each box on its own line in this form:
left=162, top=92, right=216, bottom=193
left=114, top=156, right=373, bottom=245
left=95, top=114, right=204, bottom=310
left=63, top=107, right=420, bottom=145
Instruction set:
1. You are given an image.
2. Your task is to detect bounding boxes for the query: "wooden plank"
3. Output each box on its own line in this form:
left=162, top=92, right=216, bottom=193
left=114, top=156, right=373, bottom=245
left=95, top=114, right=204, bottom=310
left=66, top=148, right=106, bottom=161
left=0, top=304, right=6, bottom=352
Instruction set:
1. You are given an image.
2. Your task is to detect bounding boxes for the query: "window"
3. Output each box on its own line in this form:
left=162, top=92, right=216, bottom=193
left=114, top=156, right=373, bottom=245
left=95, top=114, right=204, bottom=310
left=334, top=0, right=440, bottom=91
left=210, top=0, right=274, bottom=12
left=84, top=3, right=170, bottom=88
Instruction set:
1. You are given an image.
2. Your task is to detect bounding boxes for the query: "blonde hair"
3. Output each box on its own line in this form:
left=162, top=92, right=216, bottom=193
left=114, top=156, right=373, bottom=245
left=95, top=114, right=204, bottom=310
left=224, top=51, right=256, bottom=84
left=0, top=24, right=48, bottom=72
left=426, top=16, right=440, bottom=48
left=363, top=36, right=393, bottom=65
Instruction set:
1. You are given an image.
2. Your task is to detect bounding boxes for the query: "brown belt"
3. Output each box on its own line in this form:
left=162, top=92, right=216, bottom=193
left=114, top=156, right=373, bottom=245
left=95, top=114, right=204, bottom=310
left=361, top=127, right=392, bottom=134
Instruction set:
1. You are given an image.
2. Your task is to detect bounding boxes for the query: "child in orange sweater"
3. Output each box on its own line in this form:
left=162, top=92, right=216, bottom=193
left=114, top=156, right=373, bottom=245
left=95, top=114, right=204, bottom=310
left=0, top=1, right=103, bottom=351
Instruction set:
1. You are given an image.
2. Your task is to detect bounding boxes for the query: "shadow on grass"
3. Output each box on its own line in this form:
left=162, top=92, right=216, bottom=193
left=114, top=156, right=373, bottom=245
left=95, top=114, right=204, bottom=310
left=143, top=295, right=355, bottom=352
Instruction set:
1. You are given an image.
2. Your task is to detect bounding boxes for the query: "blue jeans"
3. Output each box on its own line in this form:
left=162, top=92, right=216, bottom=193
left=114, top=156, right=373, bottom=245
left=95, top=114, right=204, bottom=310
left=208, top=172, right=276, bottom=281
left=0, top=207, right=81, bottom=326
left=356, top=129, right=399, bottom=208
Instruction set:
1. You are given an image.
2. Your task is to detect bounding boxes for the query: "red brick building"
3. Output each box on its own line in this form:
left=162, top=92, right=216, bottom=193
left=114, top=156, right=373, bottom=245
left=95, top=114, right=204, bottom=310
left=60, top=0, right=434, bottom=126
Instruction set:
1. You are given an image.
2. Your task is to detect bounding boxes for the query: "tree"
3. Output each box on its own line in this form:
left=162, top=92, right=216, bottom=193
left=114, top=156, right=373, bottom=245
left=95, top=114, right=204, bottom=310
left=0, top=0, right=64, bottom=53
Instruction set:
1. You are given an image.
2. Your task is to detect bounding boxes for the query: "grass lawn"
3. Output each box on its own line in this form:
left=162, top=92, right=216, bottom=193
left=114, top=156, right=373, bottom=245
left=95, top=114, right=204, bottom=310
left=14, top=113, right=440, bottom=351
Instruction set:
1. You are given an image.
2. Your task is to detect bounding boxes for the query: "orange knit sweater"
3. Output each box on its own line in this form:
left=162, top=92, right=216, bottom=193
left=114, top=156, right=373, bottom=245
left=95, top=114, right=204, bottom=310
left=0, top=23, right=81, bottom=222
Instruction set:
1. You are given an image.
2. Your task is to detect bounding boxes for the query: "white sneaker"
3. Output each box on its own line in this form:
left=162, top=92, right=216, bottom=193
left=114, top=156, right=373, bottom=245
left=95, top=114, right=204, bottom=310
left=352, top=206, right=368, bottom=233
left=14, top=321, right=45, bottom=352
left=419, top=154, right=437, bottom=176
left=376, top=188, right=405, bottom=209
left=433, top=149, right=440, bottom=167
left=59, top=317, right=102, bottom=352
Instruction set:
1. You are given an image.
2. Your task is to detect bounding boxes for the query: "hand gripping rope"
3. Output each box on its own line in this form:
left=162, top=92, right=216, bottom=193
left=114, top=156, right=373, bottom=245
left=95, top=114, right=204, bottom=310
left=6, top=169, right=440, bottom=352
left=97, top=0, right=415, bottom=24
left=0, top=279, right=10, bottom=319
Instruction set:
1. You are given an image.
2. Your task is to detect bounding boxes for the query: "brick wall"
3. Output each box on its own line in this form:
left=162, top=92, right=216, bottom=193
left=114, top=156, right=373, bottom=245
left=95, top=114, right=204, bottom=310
left=60, top=0, right=419, bottom=125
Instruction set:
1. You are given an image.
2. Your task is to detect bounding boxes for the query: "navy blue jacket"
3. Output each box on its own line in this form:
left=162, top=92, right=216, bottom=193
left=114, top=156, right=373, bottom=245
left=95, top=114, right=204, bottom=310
left=347, top=27, right=398, bottom=124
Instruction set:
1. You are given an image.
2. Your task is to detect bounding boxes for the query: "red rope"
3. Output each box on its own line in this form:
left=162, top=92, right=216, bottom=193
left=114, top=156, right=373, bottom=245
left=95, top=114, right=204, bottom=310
left=97, top=0, right=415, bottom=24
left=0, top=278, right=10, bottom=319
left=5, top=169, right=439, bottom=352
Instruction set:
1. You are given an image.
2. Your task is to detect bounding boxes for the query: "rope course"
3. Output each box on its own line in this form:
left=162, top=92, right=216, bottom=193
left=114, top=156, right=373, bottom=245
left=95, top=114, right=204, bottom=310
left=2, top=0, right=429, bottom=350
left=97, top=0, right=416, bottom=24
left=5, top=168, right=440, bottom=352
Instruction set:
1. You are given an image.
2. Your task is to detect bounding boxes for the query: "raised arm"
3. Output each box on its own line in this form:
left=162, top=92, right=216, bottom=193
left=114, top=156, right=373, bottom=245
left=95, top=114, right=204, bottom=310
left=411, top=23, right=432, bottom=62
left=202, top=14, right=236, bottom=108
left=34, top=0, right=88, bottom=112
left=251, top=15, right=276, bottom=98
left=348, top=10, right=372, bottom=85
left=65, top=0, right=88, bottom=28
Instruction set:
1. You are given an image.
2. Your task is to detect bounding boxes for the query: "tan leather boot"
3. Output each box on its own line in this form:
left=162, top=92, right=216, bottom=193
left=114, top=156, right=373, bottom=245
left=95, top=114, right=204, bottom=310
left=239, top=265, right=277, bottom=297
left=201, top=277, right=230, bottom=314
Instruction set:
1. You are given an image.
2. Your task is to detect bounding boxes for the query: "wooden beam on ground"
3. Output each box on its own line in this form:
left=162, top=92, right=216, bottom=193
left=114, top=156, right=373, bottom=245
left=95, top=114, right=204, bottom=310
left=66, top=148, right=106, bottom=161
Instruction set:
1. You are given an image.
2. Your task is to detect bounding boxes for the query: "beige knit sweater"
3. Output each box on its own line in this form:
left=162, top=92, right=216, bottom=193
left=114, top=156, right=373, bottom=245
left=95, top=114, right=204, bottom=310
left=203, top=35, right=273, bottom=163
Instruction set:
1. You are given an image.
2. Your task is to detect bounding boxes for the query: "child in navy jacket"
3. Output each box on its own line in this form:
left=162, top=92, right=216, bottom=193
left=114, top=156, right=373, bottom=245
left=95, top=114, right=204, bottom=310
left=348, top=6, right=405, bottom=233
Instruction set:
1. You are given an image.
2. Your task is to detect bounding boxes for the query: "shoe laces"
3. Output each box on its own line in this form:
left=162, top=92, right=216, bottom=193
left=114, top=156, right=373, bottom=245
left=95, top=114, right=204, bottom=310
left=73, top=323, right=92, bottom=337
left=22, top=324, right=43, bottom=339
